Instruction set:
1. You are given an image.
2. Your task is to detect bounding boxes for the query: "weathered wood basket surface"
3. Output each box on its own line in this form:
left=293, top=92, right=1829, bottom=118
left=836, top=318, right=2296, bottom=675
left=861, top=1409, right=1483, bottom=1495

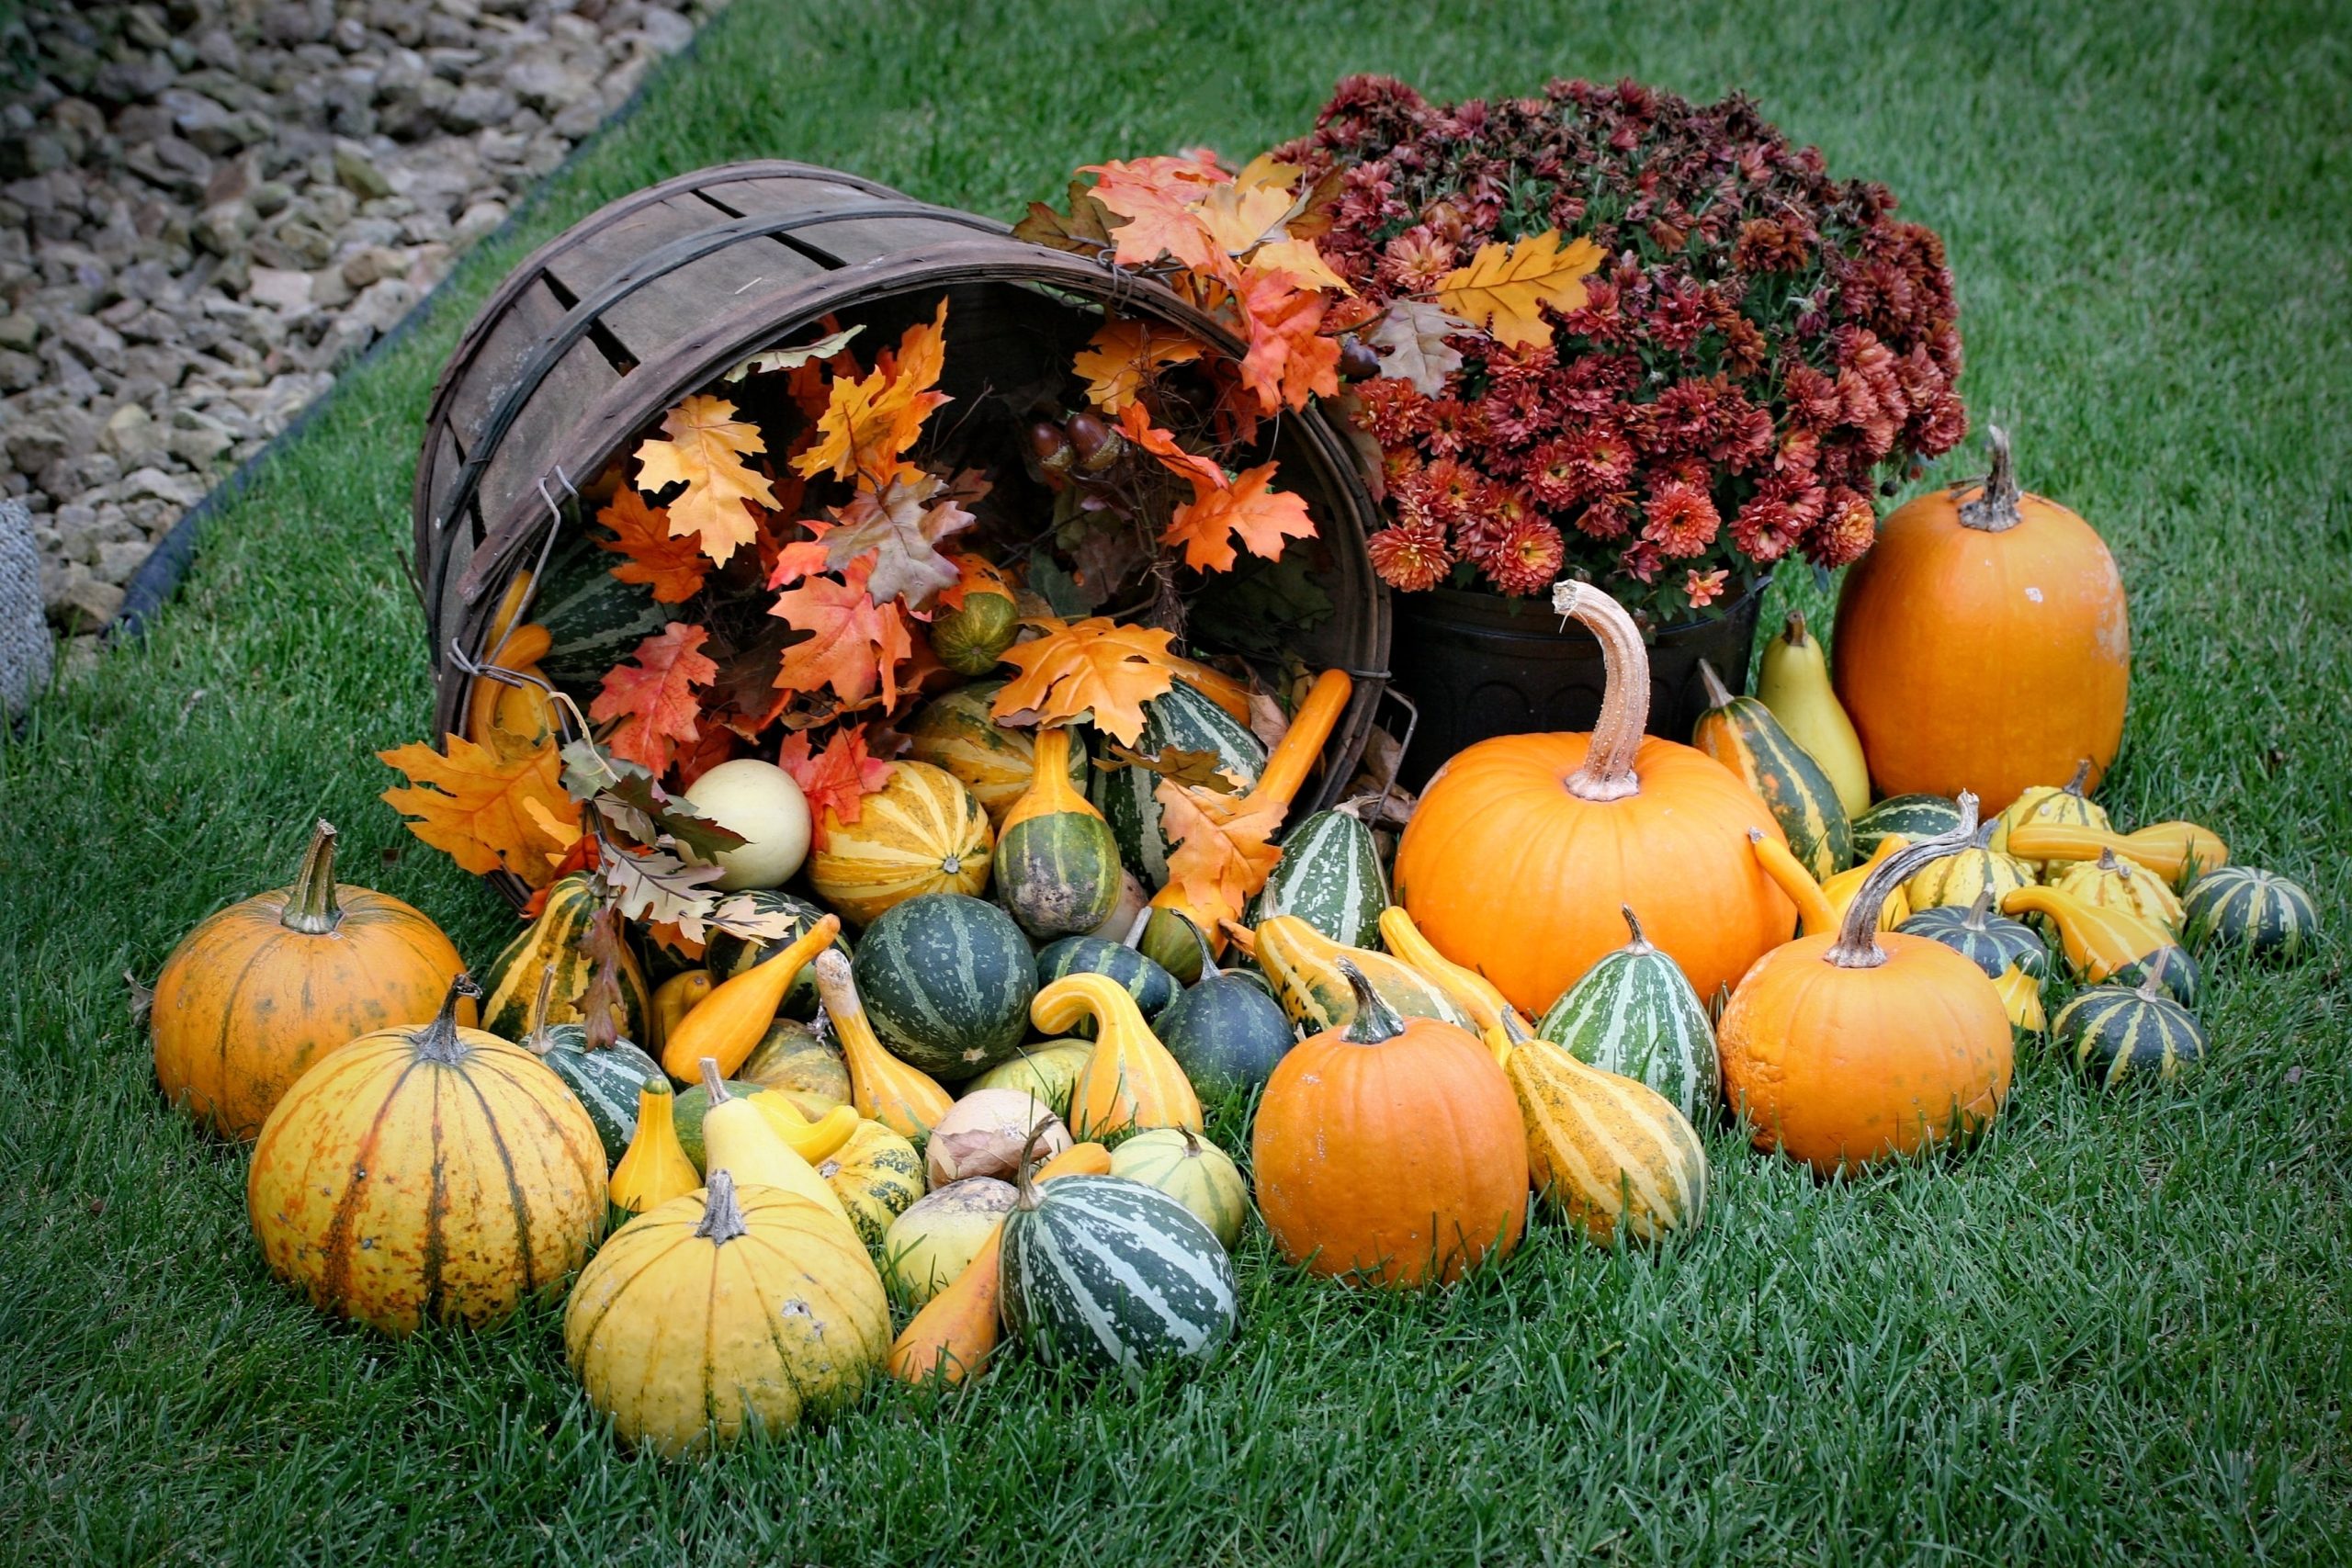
left=413, top=159, right=1391, bottom=818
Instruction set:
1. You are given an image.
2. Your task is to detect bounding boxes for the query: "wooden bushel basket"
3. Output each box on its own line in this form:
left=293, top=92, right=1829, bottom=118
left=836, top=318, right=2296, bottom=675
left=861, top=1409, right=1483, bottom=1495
left=412, top=160, right=1392, bottom=903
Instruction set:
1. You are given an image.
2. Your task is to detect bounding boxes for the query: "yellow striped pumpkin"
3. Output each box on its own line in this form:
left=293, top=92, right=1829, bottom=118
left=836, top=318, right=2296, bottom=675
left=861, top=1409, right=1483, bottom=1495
left=1242, top=914, right=1477, bottom=1035
left=1990, top=760, right=2111, bottom=874
left=1690, top=659, right=1853, bottom=879
left=1504, top=1027, right=1708, bottom=1247
left=2050, top=849, right=2185, bottom=931
left=1905, top=840, right=2034, bottom=914
left=246, top=977, right=606, bottom=1335
left=807, top=761, right=992, bottom=926
left=905, top=682, right=1087, bottom=827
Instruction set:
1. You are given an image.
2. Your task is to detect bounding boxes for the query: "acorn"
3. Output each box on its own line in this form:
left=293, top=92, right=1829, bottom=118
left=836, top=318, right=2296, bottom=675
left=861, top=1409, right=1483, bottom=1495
left=1028, top=420, right=1077, bottom=479
left=1337, top=335, right=1383, bottom=381
left=1066, top=412, right=1126, bottom=473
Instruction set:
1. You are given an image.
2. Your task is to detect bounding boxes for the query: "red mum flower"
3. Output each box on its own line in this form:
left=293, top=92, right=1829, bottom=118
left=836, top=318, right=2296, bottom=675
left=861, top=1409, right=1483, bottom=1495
left=1619, top=538, right=1665, bottom=583
left=1574, top=492, right=1634, bottom=540
left=1367, top=515, right=1454, bottom=592
left=1805, top=485, right=1877, bottom=567
left=1481, top=382, right=1555, bottom=446
left=1784, top=366, right=1844, bottom=431
left=1648, top=378, right=1721, bottom=455
left=1909, top=389, right=1968, bottom=457
left=1378, top=227, right=1458, bottom=295
left=1421, top=399, right=1483, bottom=457
left=1355, top=378, right=1428, bottom=446
left=1379, top=444, right=1424, bottom=493
left=1524, top=437, right=1584, bottom=509
left=1483, top=516, right=1566, bottom=596
left=1642, top=481, right=1721, bottom=558
left=1419, top=457, right=1483, bottom=521
left=1684, top=567, right=1731, bottom=608
left=1731, top=495, right=1802, bottom=563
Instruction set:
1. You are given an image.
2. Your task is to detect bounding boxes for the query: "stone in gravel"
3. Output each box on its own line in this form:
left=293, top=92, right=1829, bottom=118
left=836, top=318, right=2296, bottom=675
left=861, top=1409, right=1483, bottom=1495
left=0, top=314, right=38, bottom=352
left=451, top=198, right=507, bottom=246
left=102, top=404, right=168, bottom=467
left=96, top=538, right=154, bottom=584
left=443, top=83, right=518, bottom=133
left=44, top=559, right=127, bottom=632
left=118, top=468, right=199, bottom=508
left=261, top=1, right=336, bottom=47
left=638, top=9, right=696, bottom=52
left=246, top=265, right=313, bottom=312
left=253, top=219, right=334, bottom=270
left=332, top=140, right=395, bottom=199
left=0, top=352, right=39, bottom=393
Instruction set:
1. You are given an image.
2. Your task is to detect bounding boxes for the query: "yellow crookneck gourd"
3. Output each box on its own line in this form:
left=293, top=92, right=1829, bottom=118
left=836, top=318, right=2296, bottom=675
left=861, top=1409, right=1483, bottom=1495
left=2005, top=820, right=2228, bottom=890
left=1992, top=965, right=2047, bottom=1033
left=1820, top=833, right=1912, bottom=931
left=1036, top=972, right=1203, bottom=1139
left=659, top=915, right=841, bottom=1082
left=1755, top=612, right=1871, bottom=818
left=811, top=950, right=954, bottom=1143
left=2002, top=885, right=2200, bottom=1003
left=695, top=1058, right=861, bottom=1236
left=1496, top=1017, right=1708, bottom=1247
left=1376, top=906, right=1531, bottom=1061
left=1236, top=914, right=1478, bottom=1035
left=1746, top=829, right=1838, bottom=937
left=648, top=969, right=713, bottom=1055
left=608, top=1075, right=701, bottom=1220
left=464, top=575, right=560, bottom=761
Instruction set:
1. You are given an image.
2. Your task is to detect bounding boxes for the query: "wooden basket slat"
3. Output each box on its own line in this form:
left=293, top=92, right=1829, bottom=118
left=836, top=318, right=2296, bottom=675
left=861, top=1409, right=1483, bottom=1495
left=429, top=278, right=570, bottom=516
left=478, top=334, right=628, bottom=531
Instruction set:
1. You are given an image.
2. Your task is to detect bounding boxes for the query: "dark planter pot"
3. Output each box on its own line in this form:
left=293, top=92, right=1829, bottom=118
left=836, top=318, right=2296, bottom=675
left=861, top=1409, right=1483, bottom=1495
left=1389, top=581, right=1769, bottom=789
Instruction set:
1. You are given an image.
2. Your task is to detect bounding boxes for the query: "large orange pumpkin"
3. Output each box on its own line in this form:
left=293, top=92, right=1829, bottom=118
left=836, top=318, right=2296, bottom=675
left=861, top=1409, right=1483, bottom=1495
left=1717, top=796, right=2013, bottom=1175
left=1395, top=582, right=1796, bottom=1014
left=1251, top=962, right=1527, bottom=1288
left=1833, top=426, right=2130, bottom=812
left=152, top=819, right=469, bottom=1139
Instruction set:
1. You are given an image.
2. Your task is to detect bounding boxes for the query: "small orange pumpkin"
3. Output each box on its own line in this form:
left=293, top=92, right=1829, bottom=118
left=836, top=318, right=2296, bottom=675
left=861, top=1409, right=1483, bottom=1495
left=152, top=820, right=469, bottom=1139
left=1718, top=796, right=2014, bottom=1174
left=1251, top=961, right=1527, bottom=1288
left=1396, top=582, right=1796, bottom=1012
left=1833, top=426, right=2131, bottom=812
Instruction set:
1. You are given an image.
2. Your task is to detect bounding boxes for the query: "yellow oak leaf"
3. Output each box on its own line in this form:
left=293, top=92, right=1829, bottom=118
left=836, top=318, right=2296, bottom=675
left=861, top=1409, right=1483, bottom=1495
left=990, top=616, right=1178, bottom=746
left=1073, top=319, right=1204, bottom=413
left=379, top=732, right=577, bottom=888
left=793, top=299, right=950, bottom=487
left=631, top=394, right=775, bottom=567
left=1155, top=777, right=1286, bottom=921
left=1434, top=229, right=1606, bottom=351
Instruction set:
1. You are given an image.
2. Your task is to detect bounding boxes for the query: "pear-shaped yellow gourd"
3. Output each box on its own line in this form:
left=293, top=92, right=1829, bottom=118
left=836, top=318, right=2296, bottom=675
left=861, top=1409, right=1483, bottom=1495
left=1756, top=612, right=1871, bottom=818
left=1035, top=972, right=1203, bottom=1139
left=1500, top=1018, right=1708, bottom=1247
left=695, top=1058, right=860, bottom=1235
left=608, top=1074, right=701, bottom=1221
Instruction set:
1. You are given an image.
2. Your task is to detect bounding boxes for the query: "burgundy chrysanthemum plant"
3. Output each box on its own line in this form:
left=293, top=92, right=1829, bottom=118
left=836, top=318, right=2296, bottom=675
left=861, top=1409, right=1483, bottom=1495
left=1280, top=74, right=1968, bottom=624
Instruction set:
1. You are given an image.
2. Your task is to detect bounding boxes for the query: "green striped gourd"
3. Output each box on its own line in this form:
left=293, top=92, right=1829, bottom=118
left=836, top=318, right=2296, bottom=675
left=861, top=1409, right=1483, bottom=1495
left=702, top=889, right=851, bottom=1020
left=1852, top=794, right=1963, bottom=861
left=530, top=533, right=673, bottom=688
left=931, top=589, right=1020, bottom=676
left=1091, top=682, right=1265, bottom=887
left=996, top=727, right=1124, bottom=940
left=1532, top=907, right=1719, bottom=1123
left=1896, top=889, right=2049, bottom=978
left=1035, top=918, right=1179, bottom=1033
left=1153, top=918, right=1296, bottom=1095
left=2183, top=866, right=2318, bottom=964
left=1108, top=1127, right=1249, bottom=1249
left=2052, top=975, right=2208, bottom=1087
left=517, top=972, right=664, bottom=1165
left=480, top=874, right=650, bottom=1044
left=1690, top=659, right=1853, bottom=879
left=904, top=682, right=1089, bottom=827
left=850, top=893, right=1037, bottom=1080
left=999, top=1170, right=1237, bottom=1382
left=1248, top=804, right=1388, bottom=949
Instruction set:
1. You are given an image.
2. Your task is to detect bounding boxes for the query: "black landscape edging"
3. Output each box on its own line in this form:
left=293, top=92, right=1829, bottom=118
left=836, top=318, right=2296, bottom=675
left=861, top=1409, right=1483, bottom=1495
left=103, top=18, right=707, bottom=647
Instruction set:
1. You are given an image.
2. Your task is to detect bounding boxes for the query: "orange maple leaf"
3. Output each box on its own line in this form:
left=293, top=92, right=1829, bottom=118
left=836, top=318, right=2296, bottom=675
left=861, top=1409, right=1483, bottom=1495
left=589, top=623, right=718, bottom=777
left=1238, top=267, right=1340, bottom=414
left=379, top=731, right=577, bottom=888
left=595, top=487, right=707, bottom=604
left=1163, top=461, right=1317, bottom=573
left=779, top=726, right=896, bottom=848
left=792, top=299, right=950, bottom=487
left=1434, top=229, right=1605, bottom=351
left=770, top=561, right=913, bottom=711
left=632, top=395, right=776, bottom=567
left=1074, top=319, right=1204, bottom=413
left=1114, top=400, right=1226, bottom=491
left=1085, top=153, right=1228, bottom=272
left=990, top=616, right=1178, bottom=745
left=1155, top=777, right=1286, bottom=919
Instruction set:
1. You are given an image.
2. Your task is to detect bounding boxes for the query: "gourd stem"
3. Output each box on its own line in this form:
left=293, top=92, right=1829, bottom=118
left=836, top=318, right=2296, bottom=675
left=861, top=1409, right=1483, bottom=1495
left=1177, top=912, right=1222, bottom=979
left=1620, top=905, right=1653, bottom=953
left=2097, top=848, right=2124, bottom=874
left=524, top=968, right=558, bottom=1055
left=699, top=1057, right=729, bottom=1102
left=1550, top=581, right=1647, bottom=802
left=1783, top=611, right=1813, bottom=649
left=415, top=974, right=483, bottom=1065
left=695, top=1169, right=749, bottom=1245
left=1697, top=658, right=1735, bottom=711
left=2063, top=758, right=2094, bottom=799
left=280, top=819, right=345, bottom=935
left=1012, top=1121, right=1050, bottom=1210
left=1962, top=887, right=1994, bottom=933
left=1336, top=959, right=1406, bottom=1044
left=1826, top=795, right=1984, bottom=968
left=1957, top=425, right=2023, bottom=533
left=1179, top=1127, right=1203, bottom=1157
left=1120, top=906, right=1153, bottom=951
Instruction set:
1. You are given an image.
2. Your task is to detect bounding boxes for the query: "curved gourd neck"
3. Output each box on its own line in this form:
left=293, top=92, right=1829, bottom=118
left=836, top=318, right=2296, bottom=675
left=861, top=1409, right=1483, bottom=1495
left=1007, top=726, right=1097, bottom=827
left=1177, top=913, right=1222, bottom=980
left=1336, top=960, right=1406, bottom=1044
left=414, top=975, right=483, bottom=1065
left=1034, top=973, right=1145, bottom=1042
left=695, top=1169, right=749, bottom=1244
left=1957, top=425, right=2024, bottom=534
left=1012, top=1122, right=1053, bottom=1211
left=1549, top=581, right=1648, bottom=803
left=1826, top=795, right=1983, bottom=968
left=280, top=819, right=345, bottom=935
left=1697, top=659, right=1736, bottom=711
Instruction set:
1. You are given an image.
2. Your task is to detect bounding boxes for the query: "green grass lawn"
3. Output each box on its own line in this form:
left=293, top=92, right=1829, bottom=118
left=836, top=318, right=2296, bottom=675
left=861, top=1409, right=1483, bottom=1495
left=6, top=0, right=2349, bottom=1561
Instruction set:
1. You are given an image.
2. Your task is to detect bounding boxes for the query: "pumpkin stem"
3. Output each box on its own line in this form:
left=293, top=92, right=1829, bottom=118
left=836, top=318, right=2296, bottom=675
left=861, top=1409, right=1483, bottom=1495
left=1550, top=581, right=1647, bottom=803
left=1336, top=959, right=1406, bottom=1044
left=1619, top=904, right=1653, bottom=953
left=2064, top=758, right=2094, bottom=799
left=1697, top=658, right=1736, bottom=710
left=1826, top=795, right=1984, bottom=968
left=524, top=967, right=559, bottom=1056
left=695, top=1168, right=749, bottom=1245
left=1957, top=425, right=2024, bottom=534
left=1782, top=611, right=1812, bottom=649
left=280, top=819, right=345, bottom=935
left=415, top=973, right=483, bottom=1065
left=1963, top=887, right=1994, bottom=932
left=2097, top=847, right=2125, bottom=874
left=699, top=1057, right=729, bottom=1103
